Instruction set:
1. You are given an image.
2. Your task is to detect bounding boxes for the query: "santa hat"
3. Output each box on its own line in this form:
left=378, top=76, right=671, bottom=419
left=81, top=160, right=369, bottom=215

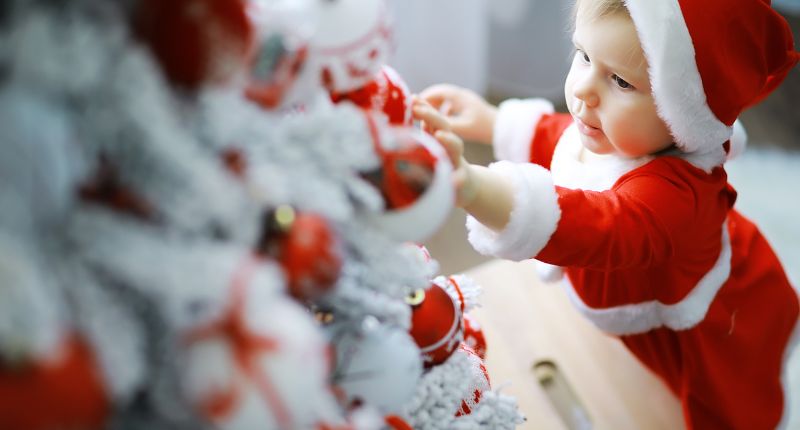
left=623, top=0, right=799, bottom=170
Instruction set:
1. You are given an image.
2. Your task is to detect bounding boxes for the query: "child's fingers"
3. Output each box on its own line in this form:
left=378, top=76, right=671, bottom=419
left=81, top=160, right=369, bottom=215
left=418, top=84, right=457, bottom=107
left=434, top=130, right=463, bottom=167
left=412, top=103, right=451, bottom=132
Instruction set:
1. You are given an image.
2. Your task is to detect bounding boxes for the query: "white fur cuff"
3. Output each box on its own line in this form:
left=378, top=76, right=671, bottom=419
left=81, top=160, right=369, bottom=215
left=493, top=98, right=554, bottom=162
left=466, top=161, right=561, bottom=261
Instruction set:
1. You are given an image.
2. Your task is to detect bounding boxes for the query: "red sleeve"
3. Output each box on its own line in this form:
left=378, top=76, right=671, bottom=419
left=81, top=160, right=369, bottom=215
left=529, top=113, right=573, bottom=170
left=535, top=159, right=729, bottom=270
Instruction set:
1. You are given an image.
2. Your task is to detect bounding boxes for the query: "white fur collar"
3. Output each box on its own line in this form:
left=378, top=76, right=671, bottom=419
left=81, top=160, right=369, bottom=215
left=550, top=124, right=654, bottom=191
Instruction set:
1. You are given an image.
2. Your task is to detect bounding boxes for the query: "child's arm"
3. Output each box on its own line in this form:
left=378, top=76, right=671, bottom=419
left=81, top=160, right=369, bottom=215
left=413, top=99, right=514, bottom=231
left=415, top=98, right=704, bottom=270
left=418, top=84, right=498, bottom=146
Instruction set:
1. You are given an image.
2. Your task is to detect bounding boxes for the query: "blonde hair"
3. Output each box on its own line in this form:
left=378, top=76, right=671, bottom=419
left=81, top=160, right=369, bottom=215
left=572, top=0, right=629, bottom=26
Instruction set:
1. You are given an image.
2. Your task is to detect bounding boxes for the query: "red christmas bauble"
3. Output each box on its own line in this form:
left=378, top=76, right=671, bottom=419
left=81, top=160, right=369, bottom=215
left=0, top=335, right=109, bottom=430
left=375, top=138, right=438, bottom=211
left=361, top=120, right=439, bottom=211
left=462, top=313, right=487, bottom=360
left=330, top=65, right=412, bottom=126
left=258, top=207, right=342, bottom=301
left=360, top=116, right=454, bottom=243
left=407, top=283, right=463, bottom=368
left=135, top=0, right=253, bottom=88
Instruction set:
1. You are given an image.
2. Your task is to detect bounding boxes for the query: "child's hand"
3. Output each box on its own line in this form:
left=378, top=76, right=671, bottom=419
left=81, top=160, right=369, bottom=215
left=418, top=84, right=497, bottom=146
left=412, top=98, right=477, bottom=208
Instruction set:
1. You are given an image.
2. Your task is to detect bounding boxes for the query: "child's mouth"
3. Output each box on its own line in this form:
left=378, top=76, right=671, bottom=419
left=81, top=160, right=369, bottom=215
left=575, top=117, right=603, bottom=138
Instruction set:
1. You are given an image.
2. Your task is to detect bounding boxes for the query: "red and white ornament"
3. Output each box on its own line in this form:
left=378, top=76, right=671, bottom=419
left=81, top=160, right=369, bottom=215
left=311, top=0, right=393, bottom=93
left=135, top=0, right=254, bottom=88
left=183, top=256, right=344, bottom=429
left=361, top=114, right=454, bottom=243
left=330, top=65, right=413, bottom=126
left=407, top=282, right=464, bottom=368
left=244, top=0, right=318, bottom=109
left=256, top=206, right=342, bottom=301
left=0, top=334, right=109, bottom=430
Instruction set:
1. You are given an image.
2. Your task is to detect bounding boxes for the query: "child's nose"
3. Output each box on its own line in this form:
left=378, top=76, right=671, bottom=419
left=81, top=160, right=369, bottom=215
left=573, top=76, right=600, bottom=108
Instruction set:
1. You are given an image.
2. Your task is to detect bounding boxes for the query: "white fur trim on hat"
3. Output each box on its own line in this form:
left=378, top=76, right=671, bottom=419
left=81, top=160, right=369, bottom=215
left=466, top=161, right=561, bottom=261
left=492, top=98, right=555, bottom=162
left=727, top=119, right=748, bottom=161
left=562, top=224, right=732, bottom=335
left=624, top=0, right=733, bottom=156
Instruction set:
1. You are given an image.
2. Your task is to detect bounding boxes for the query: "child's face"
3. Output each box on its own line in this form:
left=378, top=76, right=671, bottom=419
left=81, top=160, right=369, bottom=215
left=565, top=10, right=673, bottom=158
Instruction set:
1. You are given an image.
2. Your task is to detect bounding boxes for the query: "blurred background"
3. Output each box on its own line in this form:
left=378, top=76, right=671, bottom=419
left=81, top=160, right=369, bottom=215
left=387, top=1, right=800, bottom=427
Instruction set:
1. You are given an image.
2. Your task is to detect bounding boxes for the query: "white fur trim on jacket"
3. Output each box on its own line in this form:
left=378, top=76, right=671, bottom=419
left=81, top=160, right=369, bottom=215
left=777, top=309, right=800, bottom=430
left=492, top=98, right=555, bottom=162
left=466, top=161, right=560, bottom=261
left=562, top=225, right=732, bottom=335
left=624, top=0, right=732, bottom=157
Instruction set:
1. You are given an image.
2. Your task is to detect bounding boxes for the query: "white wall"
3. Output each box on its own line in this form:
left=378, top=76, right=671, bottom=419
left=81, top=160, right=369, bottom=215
left=774, top=0, right=800, bottom=14
left=388, top=0, right=573, bottom=104
left=388, top=0, right=489, bottom=94
left=488, top=0, right=573, bottom=103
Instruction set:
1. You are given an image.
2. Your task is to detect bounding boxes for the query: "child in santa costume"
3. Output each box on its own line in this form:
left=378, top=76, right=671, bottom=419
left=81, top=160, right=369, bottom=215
left=413, top=0, right=800, bottom=428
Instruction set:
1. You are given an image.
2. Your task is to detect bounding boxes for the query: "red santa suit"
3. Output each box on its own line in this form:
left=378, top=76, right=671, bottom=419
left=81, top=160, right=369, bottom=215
left=470, top=105, right=799, bottom=428
left=465, top=1, right=800, bottom=428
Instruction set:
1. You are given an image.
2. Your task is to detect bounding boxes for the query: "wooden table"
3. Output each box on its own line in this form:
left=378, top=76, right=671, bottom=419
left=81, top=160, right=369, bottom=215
left=465, top=259, right=685, bottom=429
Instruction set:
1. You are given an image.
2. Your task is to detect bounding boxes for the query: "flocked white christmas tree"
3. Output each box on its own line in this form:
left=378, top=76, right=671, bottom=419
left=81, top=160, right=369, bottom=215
left=0, top=0, right=525, bottom=429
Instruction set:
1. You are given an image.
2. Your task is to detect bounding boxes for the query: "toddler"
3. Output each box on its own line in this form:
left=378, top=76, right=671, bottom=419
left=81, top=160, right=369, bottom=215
left=413, top=0, right=800, bottom=428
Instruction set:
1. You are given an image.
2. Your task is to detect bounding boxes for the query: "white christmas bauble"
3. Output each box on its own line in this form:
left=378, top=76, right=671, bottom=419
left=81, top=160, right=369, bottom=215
left=310, top=0, right=392, bottom=93
left=329, top=317, right=422, bottom=415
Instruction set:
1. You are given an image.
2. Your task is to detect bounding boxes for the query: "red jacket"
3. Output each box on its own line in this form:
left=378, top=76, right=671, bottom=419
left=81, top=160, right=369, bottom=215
left=469, top=100, right=800, bottom=429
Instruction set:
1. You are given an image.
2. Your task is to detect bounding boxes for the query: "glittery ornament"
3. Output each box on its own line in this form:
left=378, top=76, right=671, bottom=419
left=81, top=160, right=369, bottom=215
left=462, top=313, right=487, bottom=360
left=454, top=344, right=490, bottom=417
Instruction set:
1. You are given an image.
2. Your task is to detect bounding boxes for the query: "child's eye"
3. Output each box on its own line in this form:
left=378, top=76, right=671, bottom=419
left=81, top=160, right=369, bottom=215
left=612, top=74, right=633, bottom=90
left=575, top=49, right=590, bottom=64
